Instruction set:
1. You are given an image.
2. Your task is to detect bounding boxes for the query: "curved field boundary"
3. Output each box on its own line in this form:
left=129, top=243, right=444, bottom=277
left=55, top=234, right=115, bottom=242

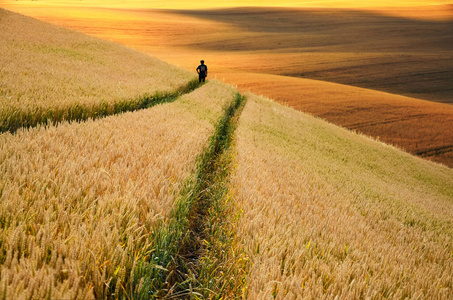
left=0, top=9, right=199, bottom=134
left=1, top=79, right=202, bottom=134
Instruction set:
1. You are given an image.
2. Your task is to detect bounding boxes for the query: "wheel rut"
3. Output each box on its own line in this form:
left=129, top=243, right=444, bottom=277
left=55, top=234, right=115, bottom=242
left=115, top=92, right=248, bottom=299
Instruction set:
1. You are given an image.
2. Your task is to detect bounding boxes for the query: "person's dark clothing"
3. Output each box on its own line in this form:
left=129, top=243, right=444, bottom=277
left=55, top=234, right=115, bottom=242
left=197, top=64, right=208, bottom=82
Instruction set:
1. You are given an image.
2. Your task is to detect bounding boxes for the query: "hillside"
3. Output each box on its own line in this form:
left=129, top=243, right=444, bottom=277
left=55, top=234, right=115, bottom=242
left=233, top=93, right=453, bottom=298
left=1, top=9, right=452, bottom=299
left=0, top=8, right=196, bottom=132
left=4, top=5, right=452, bottom=103
left=221, top=72, right=453, bottom=168
left=3, top=3, right=452, bottom=167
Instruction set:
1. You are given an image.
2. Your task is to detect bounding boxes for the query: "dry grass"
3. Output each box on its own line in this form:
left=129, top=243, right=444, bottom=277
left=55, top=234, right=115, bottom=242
left=232, top=93, right=453, bottom=299
left=0, top=8, right=195, bottom=131
left=0, top=80, right=236, bottom=299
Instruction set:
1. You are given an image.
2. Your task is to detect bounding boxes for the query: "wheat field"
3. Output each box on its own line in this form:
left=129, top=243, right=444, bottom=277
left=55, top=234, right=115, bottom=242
left=232, top=93, right=453, bottom=299
left=6, top=4, right=452, bottom=167
left=0, top=8, right=195, bottom=132
left=1, top=6, right=453, bottom=299
left=0, top=80, right=236, bottom=299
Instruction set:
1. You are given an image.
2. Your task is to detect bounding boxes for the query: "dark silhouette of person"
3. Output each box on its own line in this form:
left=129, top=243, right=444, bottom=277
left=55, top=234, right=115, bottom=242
left=196, top=60, right=208, bottom=83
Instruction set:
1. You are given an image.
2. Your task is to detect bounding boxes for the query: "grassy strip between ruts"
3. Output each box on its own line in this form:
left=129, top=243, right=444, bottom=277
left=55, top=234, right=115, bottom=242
left=186, top=92, right=249, bottom=299
left=106, top=92, right=248, bottom=299
left=1, top=79, right=202, bottom=134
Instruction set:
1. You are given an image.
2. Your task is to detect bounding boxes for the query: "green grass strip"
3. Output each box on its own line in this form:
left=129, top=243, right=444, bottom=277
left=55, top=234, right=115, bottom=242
left=190, top=93, right=250, bottom=300
left=106, top=93, right=248, bottom=299
left=1, top=79, right=202, bottom=134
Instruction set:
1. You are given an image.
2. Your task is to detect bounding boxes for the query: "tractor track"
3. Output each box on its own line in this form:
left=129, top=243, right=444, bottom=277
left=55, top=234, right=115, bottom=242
left=118, top=92, right=248, bottom=299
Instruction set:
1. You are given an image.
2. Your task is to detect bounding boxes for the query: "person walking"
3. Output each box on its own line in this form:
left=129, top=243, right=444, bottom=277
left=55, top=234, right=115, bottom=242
left=196, top=60, right=208, bottom=83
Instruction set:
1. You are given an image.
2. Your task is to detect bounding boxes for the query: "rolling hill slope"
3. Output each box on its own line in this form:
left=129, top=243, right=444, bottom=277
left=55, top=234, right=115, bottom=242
left=221, top=72, right=453, bottom=168
left=0, top=8, right=197, bottom=132
left=233, top=93, right=453, bottom=298
left=0, top=9, right=452, bottom=299
left=3, top=3, right=451, bottom=167
left=4, top=4, right=451, bottom=103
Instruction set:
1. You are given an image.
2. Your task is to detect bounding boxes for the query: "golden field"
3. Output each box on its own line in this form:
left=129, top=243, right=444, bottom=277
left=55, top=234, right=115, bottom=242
left=0, top=78, right=237, bottom=298
left=3, top=2, right=452, bottom=167
left=233, top=93, right=453, bottom=298
left=0, top=8, right=195, bottom=132
left=0, top=5, right=452, bottom=300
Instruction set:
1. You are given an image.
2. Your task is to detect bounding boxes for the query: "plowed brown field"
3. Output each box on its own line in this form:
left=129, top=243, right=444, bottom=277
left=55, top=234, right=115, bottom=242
left=2, top=2, right=452, bottom=166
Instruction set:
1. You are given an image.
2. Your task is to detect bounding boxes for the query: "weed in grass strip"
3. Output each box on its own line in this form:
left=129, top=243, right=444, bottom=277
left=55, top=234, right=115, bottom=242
left=186, top=92, right=249, bottom=300
left=121, top=93, right=248, bottom=299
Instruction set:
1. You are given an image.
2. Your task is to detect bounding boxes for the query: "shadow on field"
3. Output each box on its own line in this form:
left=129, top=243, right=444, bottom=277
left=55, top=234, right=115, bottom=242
left=170, top=7, right=453, bottom=51
left=166, top=7, right=453, bottom=103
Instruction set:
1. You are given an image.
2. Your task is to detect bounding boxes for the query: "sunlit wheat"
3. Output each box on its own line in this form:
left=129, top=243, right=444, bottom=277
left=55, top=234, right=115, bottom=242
left=0, top=80, right=236, bottom=299
left=0, top=9, right=195, bottom=131
left=233, top=93, right=453, bottom=299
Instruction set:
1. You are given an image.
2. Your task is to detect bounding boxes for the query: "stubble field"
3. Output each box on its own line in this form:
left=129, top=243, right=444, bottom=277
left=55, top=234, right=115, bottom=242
left=3, top=2, right=452, bottom=167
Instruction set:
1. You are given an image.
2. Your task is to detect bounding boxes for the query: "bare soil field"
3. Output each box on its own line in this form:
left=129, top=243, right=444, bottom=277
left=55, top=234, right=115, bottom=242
left=171, top=6, right=453, bottom=102
left=2, top=3, right=452, bottom=167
